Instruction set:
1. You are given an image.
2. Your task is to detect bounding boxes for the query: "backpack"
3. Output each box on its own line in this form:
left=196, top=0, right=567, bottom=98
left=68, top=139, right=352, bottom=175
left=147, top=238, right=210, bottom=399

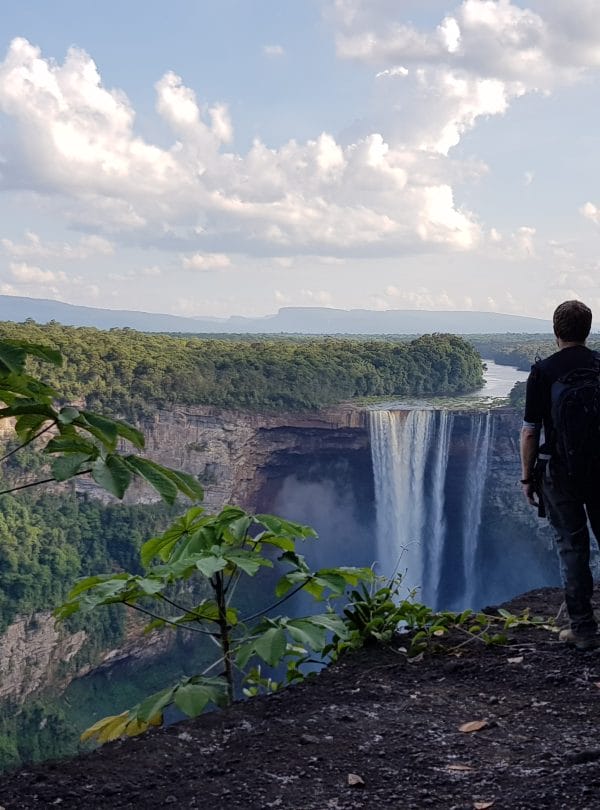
left=550, top=356, right=600, bottom=481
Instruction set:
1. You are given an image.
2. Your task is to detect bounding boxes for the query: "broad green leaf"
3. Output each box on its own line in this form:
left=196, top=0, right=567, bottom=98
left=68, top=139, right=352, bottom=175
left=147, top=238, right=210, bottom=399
left=45, top=435, right=98, bottom=456
left=79, top=578, right=130, bottom=605
left=136, top=686, right=175, bottom=724
left=77, top=411, right=119, bottom=450
left=286, top=619, right=327, bottom=650
left=256, top=514, right=317, bottom=539
left=173, top=682, right=226, bottom=717
left=57, top=406, right=80, bottom=425
left=195, top=554, right=228, bottom=578
left=313, top=572, right=347, bottom=595
left=137, top=577, right=166, bottom=596
left=252, top=627, right=287, bottom=666
left=125, top=456, right=178, bottom=504
left=17, top=342, right=63, bottom=367
left=112, top=418, right=145, bottom=449
left=51, top=452, right=90, bottom=482
left=91, top=455, right=132, bottom=499
left=275, top=571, right=309, bottom=598
left=65, top=573, right=128, bottom=600
left=221, top=514, right=252, bottom=542
left=236, top=639, right=255, bottom=669
left=14, top=413, right=48, bottom=441
left=0, top=343, right=27, bottom=375
left=223, top=549, right=272, bottom=576
left=254, top=532, right=296, bottom=552
left=0, top=402, right=57, bottom=419
left=157, top=466, right=203, bottom=501
left=308, top=613, right=348, bottom=636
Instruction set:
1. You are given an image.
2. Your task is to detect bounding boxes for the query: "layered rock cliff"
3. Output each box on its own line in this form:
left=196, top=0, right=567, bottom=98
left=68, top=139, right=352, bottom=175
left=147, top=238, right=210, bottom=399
left=0, top=403, right=548, bottom=710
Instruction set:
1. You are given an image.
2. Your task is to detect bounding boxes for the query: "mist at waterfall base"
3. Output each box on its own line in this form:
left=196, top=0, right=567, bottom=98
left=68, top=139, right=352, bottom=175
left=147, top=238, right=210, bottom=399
left=270, top=362, right=562, bottom=615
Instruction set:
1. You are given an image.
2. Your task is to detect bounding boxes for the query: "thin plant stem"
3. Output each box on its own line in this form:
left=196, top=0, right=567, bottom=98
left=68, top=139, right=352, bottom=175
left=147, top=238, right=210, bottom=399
left=0, top=422, right=55, bottom=463
left=240, top=579, right=311, bottom=624
left=0, top=468, right=92, bottom=496
left=123, top=601, right=218, bottom=636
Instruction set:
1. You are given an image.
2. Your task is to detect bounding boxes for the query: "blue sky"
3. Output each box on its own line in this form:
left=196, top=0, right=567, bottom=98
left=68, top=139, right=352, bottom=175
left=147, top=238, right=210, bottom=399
left=1, top=0, right=600, bottom=319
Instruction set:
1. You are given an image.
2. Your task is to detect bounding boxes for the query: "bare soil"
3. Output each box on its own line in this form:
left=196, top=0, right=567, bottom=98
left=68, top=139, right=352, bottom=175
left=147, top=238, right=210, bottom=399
left=2, top=587, right=600, bottom=810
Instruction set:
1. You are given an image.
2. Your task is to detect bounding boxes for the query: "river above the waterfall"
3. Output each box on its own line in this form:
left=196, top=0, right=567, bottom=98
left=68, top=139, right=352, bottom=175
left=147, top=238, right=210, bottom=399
left=477, top=359, right=529, bottom=398
left=367, top=359, right=529, bottom=410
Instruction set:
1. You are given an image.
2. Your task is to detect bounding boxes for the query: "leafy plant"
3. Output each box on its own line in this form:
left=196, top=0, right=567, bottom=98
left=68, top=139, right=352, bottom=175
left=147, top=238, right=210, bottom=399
left=57, top=506, right=373, bottom=742
left=0, top=338, right=202, bottom=503
left=329, top=575, right=553, bottom=659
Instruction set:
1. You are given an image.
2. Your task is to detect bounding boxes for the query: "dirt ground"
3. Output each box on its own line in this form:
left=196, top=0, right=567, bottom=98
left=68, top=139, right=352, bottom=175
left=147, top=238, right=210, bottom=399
left=2, top=587, right=600, bottom=810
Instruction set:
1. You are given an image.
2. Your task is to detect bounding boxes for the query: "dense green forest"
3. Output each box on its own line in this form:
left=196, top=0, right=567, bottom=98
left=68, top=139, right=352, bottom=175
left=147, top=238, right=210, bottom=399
left=0, top=490, right=180, bottom=769
left=0, top=491, right=175, bottom=633
left=0, top=322, right=484, bottom=415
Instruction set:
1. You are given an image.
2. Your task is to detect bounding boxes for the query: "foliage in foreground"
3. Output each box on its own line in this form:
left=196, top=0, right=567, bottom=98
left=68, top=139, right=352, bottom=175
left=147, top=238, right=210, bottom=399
left=0, top=339, right=203, bottom=504
left=58, top=505, right=374, bottom=743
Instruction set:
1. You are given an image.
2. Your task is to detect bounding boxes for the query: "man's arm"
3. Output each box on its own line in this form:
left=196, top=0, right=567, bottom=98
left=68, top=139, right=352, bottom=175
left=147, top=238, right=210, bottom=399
left=520, top=425, right=539, bottom=506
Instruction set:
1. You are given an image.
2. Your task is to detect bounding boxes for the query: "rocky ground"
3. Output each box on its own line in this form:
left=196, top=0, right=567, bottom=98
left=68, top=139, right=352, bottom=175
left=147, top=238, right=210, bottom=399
left=1, top=587, right=600, bottom=810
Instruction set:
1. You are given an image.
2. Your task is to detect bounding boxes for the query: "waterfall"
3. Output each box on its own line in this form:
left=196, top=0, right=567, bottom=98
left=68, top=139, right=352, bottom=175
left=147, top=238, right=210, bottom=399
left=461, top=411, right=493, bottom=606
left=368, top=407, right=491, bottom=610
left=421, top=409, right=453, bottom=607
left=369, top=410, right=432, bottom=594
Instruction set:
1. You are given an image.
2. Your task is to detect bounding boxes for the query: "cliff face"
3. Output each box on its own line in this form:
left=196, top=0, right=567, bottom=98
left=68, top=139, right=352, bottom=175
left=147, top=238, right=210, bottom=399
left=0, top=403, right=538, bottom=708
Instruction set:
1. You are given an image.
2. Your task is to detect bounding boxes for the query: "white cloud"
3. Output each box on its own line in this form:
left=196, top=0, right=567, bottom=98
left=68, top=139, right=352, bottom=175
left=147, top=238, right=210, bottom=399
left=0, top=37, right=483, bottom=257
left=301, top=289, right=333, bottom=304
left=142, top=265, right=162, bottom=276
left=375, top=66, right=408, bottom=79
left=524, top=170, right=534, bottom=186
left=380, top=285, right=457, bottom=309
left=328, top=0, right=600, bottom=156
left=181, top=252, right=232, bottom=271
left=581, top=201, right=600, bottom=224
left=1, top=231, right=114, bottom=259
left=1, top=6, right=599, bottom=271
left=263, top=45, right=285, bottom=57
left=274, top=289, right=291, bottom=304
left=8, top=261, right=66, bottom=284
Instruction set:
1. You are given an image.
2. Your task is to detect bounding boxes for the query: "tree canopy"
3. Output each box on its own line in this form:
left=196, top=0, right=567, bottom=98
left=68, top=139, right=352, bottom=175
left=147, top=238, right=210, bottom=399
left=0, top=322, right=484, bottom=416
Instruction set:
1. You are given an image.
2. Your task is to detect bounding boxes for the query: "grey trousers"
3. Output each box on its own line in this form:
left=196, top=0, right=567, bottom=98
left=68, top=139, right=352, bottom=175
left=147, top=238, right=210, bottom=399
left=540, top=460, right=600, bottom=636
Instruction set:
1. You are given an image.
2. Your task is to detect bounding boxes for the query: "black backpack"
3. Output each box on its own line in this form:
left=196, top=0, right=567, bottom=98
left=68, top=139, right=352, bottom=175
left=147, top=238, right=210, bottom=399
left=550, top=356, right=600, bottom=481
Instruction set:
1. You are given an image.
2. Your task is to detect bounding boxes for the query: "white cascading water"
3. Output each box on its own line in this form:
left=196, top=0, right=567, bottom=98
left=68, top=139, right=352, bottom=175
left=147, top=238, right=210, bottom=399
left=421, top=409, right=453, bottom=607
left=461, top=411, right=493, bottom=607
left=368, top=410, right=432, bottom=594
left=368, top=408, right=491, bottom=610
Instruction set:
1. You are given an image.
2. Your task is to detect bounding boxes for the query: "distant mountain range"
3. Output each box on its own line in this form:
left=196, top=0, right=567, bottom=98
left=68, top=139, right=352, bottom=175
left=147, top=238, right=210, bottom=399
left=0, top=295, right=553, bottom=334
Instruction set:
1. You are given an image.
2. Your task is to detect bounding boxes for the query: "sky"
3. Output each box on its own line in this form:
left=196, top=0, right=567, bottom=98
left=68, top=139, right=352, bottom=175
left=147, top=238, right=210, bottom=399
left=1, top=0, right=600, bottom=320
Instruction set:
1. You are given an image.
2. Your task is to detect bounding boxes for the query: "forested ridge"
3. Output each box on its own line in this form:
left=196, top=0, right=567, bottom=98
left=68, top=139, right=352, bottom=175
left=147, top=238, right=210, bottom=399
left=0, top=322, right=484, bottom=415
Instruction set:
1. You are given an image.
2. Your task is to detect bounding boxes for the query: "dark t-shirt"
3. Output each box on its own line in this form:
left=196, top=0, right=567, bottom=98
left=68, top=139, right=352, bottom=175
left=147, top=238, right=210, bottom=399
left=523, top=345, right=600, bottom=453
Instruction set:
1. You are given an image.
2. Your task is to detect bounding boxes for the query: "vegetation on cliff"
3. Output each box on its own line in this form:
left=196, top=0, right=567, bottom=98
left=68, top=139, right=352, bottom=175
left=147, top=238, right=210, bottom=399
left=0, top=322, right=484, bottom=415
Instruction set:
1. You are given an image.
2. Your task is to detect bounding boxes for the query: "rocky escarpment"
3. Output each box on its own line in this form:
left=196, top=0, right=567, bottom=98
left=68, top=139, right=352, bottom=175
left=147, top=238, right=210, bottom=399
left=0, top=402, right=546, bottom=710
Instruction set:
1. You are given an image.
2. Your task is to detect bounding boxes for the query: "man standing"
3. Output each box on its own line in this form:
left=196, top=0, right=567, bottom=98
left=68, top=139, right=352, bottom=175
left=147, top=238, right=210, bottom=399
left=520, top=300, right=600, bottom=650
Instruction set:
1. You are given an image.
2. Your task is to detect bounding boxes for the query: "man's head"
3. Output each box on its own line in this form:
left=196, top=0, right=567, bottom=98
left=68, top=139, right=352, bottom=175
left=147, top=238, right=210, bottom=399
left=553, top=300, right=592, bottom=344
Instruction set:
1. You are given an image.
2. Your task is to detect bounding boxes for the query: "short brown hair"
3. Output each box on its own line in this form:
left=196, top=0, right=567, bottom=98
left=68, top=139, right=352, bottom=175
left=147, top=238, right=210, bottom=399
left=553, top=300, right=592, bottom=343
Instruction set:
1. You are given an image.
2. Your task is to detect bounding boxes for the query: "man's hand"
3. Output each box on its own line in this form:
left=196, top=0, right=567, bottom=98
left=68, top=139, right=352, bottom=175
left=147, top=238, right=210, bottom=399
left=522, top=480, right=537, bottom=506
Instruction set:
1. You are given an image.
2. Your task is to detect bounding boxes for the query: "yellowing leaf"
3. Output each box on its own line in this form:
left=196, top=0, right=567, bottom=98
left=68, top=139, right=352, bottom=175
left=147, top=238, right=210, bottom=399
left=459, top=720, right=489, bottom=734
left=81, top=711, right=130, bottom=744
left=347, top=773, right=365, bottom=787
left=80, top=711, right=129, bottom=743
